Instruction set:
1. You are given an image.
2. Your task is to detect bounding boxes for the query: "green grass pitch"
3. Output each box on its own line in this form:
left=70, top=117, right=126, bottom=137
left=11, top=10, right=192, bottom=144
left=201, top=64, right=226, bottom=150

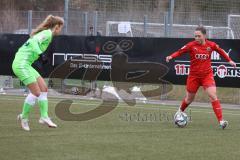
left=0, top=95, right=240, bottom=160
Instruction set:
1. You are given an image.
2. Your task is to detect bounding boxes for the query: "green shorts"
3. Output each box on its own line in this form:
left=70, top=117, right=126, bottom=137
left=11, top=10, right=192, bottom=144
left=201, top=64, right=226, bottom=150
left=12, top=62, right=40, bottom=86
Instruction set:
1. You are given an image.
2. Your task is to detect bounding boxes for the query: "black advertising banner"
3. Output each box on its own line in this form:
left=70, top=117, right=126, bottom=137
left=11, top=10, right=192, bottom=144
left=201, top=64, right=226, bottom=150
left=0, top=34, right=240, bottom=87
left=0, top=34, right=29, bottom=76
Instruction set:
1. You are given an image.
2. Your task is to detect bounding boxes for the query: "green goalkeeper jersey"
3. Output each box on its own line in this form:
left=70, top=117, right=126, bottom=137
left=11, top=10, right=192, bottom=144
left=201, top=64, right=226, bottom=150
left=13, top=29, right=53, bottom=67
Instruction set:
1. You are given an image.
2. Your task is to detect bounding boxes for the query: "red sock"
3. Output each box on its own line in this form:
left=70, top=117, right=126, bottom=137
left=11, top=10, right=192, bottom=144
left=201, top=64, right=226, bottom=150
left=180, top=99, right=189, bottom=112
left=211, top=100, right=223, bottom=122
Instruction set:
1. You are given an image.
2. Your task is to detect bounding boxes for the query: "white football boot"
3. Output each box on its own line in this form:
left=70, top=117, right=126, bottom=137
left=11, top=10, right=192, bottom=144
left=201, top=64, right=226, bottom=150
left=17, top=114, right=30, bottom=131
left=174, top=107, right=182, bottom=124
left=39, top=117, right=57, bottom=128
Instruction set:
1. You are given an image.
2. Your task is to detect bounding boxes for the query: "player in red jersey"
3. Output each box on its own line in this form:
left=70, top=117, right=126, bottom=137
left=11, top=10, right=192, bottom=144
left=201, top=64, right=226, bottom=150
left=166, top=26, right=236, bottom=129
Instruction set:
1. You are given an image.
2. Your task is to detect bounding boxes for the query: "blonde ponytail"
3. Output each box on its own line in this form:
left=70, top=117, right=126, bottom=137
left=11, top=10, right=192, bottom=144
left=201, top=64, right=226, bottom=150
left=30, top=15, right=64, bottom=37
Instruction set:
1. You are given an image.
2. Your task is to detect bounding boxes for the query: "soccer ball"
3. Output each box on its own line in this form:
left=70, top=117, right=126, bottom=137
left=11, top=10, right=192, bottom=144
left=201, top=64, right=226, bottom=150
left=174, top=111, right=188, bottom=128
left=71, top=87, right=79, bottom=95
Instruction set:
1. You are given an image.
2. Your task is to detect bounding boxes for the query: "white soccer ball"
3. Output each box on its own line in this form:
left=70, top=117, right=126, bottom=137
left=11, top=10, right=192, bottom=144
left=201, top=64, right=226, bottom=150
left=174, top=111, right=188, bottom=128
left=71, top=87, right=79, bottom=95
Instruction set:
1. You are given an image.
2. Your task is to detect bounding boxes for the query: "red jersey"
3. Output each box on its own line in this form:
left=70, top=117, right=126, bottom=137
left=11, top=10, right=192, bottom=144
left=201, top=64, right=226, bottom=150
left=170, top=40, right=232, bottom=77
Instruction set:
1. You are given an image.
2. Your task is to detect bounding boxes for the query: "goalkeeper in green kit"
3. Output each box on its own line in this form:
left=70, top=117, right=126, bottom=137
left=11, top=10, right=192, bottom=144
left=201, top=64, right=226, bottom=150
left=12, top=15, right=64, bottom=131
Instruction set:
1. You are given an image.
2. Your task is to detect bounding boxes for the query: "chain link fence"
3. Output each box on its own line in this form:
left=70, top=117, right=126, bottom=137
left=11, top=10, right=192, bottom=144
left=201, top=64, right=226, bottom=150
left=0, top=0, right=240, bottom=38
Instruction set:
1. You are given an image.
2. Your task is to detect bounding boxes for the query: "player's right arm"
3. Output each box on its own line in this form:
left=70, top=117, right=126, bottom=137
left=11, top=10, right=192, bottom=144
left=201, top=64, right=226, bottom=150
left=166, top=43, right=191, bottom=63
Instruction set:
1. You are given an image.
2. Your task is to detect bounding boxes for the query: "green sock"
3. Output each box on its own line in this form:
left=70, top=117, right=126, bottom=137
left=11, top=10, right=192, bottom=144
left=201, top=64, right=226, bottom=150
left=38, top=100, right=48, bottom=118
left=21, top=103, right=33, bottom=119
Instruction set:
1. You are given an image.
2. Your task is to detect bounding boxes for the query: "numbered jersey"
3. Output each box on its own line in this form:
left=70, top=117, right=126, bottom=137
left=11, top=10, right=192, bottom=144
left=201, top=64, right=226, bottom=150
left=170, top=40, right=232, bottom=77
left=13, top=29, right=52, bottom=67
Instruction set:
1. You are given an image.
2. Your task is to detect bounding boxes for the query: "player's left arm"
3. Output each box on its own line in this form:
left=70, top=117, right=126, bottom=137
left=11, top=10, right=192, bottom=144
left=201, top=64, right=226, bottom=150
left=213, top=43, right=236, bottom=68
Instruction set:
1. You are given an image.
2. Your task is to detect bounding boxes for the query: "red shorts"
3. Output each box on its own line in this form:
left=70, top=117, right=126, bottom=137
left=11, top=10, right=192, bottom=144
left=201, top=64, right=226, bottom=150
left=186, top=73, right=216, bottom=93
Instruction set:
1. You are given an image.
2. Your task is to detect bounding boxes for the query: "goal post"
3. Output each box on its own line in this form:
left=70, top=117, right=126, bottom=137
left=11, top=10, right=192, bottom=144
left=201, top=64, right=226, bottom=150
left=228, top=14, right=240, bottom=39
left=106, top=21, right=234, bottom=39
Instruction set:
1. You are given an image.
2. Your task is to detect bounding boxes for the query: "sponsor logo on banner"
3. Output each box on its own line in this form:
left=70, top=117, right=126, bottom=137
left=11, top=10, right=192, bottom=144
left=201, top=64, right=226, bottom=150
left=211, top=49, right=232, bottom=61
left=216, top=65, right=227, bottom=78
left=52, top=53, right=112, bottom=65
left=212, top=65, right=240, bottom=78
left=52, top=53, right=113, bottom=70
left=211, top=51, right=221, bottom=60
left=174, top=64, right=190, bottom=75
left=174, top=63, right=240, bottom=78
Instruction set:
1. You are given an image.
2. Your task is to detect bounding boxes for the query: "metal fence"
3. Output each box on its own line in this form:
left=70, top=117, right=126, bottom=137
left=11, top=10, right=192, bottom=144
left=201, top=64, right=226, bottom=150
left=0, top=0, right=240, bottom=39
